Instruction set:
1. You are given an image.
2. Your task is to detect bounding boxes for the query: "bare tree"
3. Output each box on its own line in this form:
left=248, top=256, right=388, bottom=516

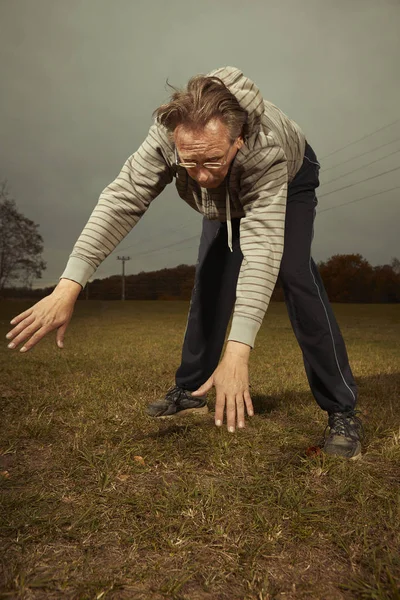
left=0, top=180, right=46, bottom=291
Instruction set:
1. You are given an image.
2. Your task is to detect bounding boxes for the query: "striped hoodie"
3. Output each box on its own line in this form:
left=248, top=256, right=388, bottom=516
left=61, top=66, right=306, bottom=348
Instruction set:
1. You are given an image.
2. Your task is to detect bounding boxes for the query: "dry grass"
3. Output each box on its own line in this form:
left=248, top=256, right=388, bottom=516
left=0, top=300, right=399, bottom=600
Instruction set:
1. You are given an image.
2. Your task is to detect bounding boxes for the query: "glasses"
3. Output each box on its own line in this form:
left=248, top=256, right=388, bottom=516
left=175, top=141, right=235, bottom=171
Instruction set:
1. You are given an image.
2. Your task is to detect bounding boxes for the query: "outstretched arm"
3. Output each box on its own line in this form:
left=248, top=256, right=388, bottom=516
left=6, top=124, right=173, bottom=351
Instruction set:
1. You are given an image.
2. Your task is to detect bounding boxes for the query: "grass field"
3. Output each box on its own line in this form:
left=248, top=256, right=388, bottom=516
left=0, top=300, right=399, bottom=600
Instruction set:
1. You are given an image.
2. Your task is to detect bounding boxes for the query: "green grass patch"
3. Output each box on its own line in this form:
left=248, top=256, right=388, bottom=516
left=0, top=301, right=399, bottom=599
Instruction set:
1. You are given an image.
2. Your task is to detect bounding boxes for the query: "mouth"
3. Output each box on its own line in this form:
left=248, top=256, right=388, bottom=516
left=200, top=182, right=219, bottom=189
left=197, top=177, right=225, bottom=189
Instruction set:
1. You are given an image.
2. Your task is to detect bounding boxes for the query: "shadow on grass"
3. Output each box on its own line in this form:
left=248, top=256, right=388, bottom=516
left=145, top=422, right=201, bottom=439
left=249, top=371, right=400, bottom=417
left=133, top=373, right=400, bottom=448
left=251, top=393, right=282, bottom=414
left=131, top=394, right=283, bottom=443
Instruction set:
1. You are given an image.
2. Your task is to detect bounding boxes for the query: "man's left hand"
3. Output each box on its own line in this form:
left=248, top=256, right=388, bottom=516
left=192, top=341, right=254, bottom=432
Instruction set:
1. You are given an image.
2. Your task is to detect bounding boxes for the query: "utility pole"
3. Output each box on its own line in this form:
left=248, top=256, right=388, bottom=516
left=117, top=256, right=131, bottom=300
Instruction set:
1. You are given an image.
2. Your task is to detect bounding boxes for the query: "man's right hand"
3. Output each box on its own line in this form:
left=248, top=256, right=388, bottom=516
left=5, top=279, right=82, bottom=352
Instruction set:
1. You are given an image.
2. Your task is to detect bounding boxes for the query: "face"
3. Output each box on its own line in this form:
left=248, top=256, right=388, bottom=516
left=174, top=118, right=244, bottom=188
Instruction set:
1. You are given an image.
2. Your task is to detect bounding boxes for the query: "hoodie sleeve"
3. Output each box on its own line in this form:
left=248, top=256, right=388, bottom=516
left=60, top=124, right=173, bottom=287
left=228, top=143, right=288, bottom=348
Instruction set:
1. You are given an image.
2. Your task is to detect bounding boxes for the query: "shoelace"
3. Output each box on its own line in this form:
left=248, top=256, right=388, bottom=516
left=164, top=385, right=188, bottom=406
left=324, top=409, right=364, bottom=441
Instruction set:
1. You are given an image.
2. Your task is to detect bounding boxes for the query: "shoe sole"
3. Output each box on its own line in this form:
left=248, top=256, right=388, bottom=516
left=322, top=449, right=362, bottom=460
left=154, top=405, right=209, bottom=420
left=323, top=438, right=362, bottom=461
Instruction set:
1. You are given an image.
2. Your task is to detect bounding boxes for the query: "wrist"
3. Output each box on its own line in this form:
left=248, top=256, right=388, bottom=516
left=53, top=278, right=82, bottom=300
left=224, top=340, right=251, bottom=361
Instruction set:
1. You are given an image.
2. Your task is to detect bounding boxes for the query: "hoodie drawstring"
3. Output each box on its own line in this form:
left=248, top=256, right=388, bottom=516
left=226, top=187, right=233, bottom=252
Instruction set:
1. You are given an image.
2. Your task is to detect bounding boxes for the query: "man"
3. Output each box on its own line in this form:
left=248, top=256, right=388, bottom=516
left=6, top=67, right=363, bottom=458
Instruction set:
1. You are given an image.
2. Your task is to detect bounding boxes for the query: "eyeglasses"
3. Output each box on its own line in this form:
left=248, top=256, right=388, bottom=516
left=175, top=141, right=235, bottom=171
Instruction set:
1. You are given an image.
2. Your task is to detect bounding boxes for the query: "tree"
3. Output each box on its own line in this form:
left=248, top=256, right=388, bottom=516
left=391, top=257, right=400, bottom=275
left=372, top=264, right=400, bottom=303
left=318, top=254, right=374, bottom=302
left=0, top=180, right=46, bottom=291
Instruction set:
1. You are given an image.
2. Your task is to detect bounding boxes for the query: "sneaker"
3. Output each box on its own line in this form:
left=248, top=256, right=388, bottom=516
left=322, top=410, right=364, bottom=460
left=146, top=385, right=208, bottom=419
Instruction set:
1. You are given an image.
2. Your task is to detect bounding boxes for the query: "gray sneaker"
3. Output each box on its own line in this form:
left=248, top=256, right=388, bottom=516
left=323, top=410, right=364, bottom=460
left=146, top=385, right=208, bottom=419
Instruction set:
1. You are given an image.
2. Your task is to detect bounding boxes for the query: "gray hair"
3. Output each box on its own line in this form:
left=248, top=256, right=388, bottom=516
left=153, top=75, right=248, bottom=142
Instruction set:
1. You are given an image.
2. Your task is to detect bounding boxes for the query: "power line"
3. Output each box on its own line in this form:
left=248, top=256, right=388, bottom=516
left=148, top=242, right=198, bottom=257
left=321, top=137, right=400, bottom=173
left=319, top=165, right=400, bottom=198
left=320, top=118, right=400, bottom=160
left=132, top=234, right=199, bottom=259
left=109, top=124, right=399, bottom=261
left=320, top=148, right=400, bottom=187
left=111, top=214, right=201, bottom=255
left=82, top=123, right=400, bottom=264
left=318, top=185, right=400, bottom=214
left=111, top=232, right=199, bottom=261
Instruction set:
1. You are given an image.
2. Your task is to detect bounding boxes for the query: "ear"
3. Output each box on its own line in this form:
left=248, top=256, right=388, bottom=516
left=236, top=136, right=245, bottom=150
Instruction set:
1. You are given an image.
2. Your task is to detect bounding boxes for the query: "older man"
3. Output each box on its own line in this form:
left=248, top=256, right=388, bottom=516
left=6, top=67, right=363, bottom=458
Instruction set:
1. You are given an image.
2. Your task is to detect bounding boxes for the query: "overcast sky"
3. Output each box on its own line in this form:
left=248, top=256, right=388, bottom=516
left=1, top=0, right=399, bottom=287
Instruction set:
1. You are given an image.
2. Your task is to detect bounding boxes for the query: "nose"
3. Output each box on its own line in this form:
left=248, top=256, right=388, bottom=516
left=196, top=168, right=209, bottom=184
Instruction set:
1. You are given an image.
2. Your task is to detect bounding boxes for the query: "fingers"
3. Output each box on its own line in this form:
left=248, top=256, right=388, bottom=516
left=236, top=394, right=245, bottom=429
left=214, top=391, right=226, bottom=427
left=56, top=322, right=68, bottom=349
left=9, top=308, right=33, bottom=326
left=192, top=376, right=213, bottom=396
left=244, top=389, right=254, bottom=417
left=18, top=327, right=50, bottom=353
left=7, top=320, right=45, bottom=350
left=225, top=395, right=236, bottom=432
left=5, top=293, right=75, bottom=353
left=6, top=314, right=36, bottom=343
left=215, top=390, right=253, bottom=432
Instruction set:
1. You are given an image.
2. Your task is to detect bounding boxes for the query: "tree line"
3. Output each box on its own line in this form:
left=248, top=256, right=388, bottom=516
left=84, top=256, right=400, bottom=303
left=1, top=180, right=399, bottom=303
left=3, top=256, right=400, bottom=303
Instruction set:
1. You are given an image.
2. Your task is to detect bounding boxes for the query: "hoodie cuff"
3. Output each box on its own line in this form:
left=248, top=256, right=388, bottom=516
left=60, top=256, right=97, bottom=288
left=227, top=316, right=261, bottom=349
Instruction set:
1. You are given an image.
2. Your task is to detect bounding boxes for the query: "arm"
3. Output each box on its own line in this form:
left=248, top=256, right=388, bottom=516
left=6, top=124, right=173, bottom=351
left=61, top=124, right=174, bottom=287
left=192, top=142, right=288, bottom=431
left=228, top=143, right=288, bottom=348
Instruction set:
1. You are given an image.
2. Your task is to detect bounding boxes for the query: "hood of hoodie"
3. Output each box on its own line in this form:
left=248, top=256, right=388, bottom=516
left=207, top=66, right=264, bottom=139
